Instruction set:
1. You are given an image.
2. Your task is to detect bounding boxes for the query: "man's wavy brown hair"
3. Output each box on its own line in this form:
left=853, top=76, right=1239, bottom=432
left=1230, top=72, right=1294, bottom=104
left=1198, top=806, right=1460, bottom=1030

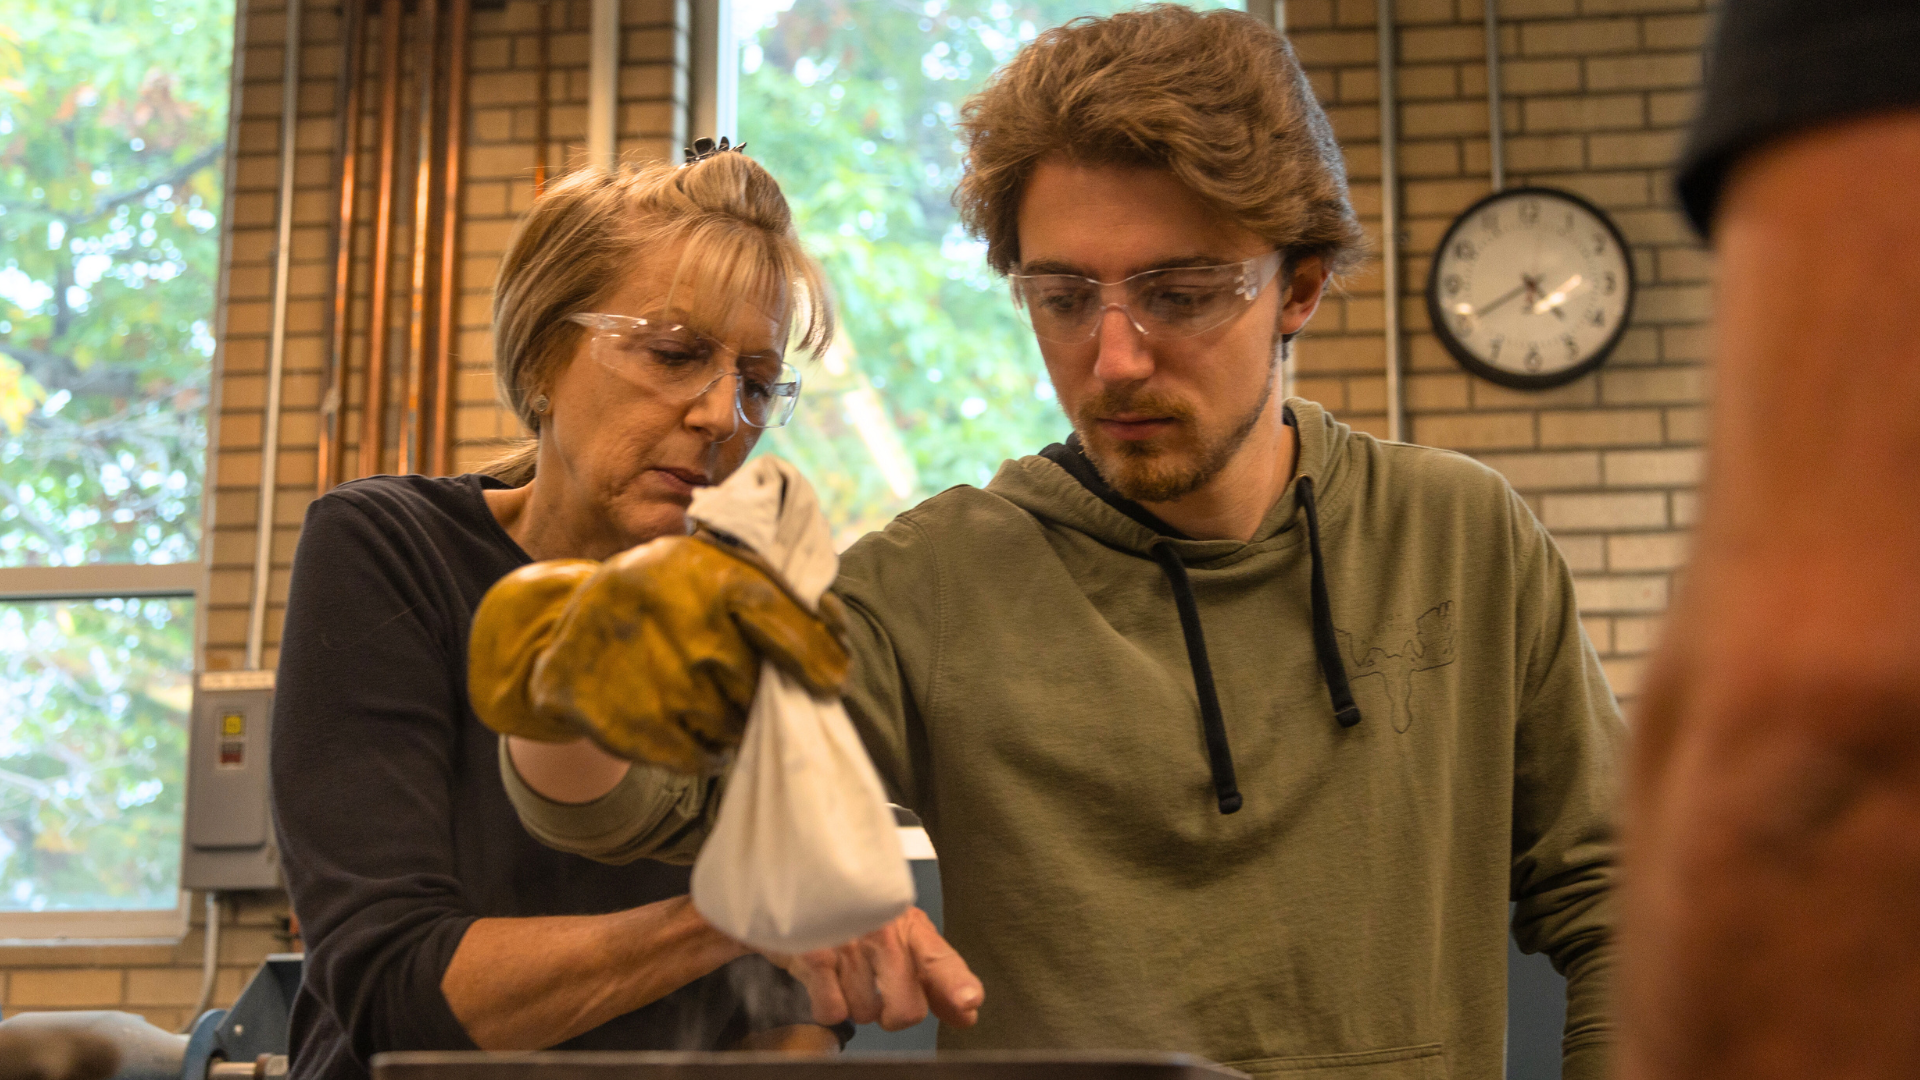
left=955, top=4, right=1366, bottom=276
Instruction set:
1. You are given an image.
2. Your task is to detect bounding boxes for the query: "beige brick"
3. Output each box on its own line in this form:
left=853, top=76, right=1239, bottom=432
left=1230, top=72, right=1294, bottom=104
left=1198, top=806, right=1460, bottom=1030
left=1610, top=531, right=1691, bottom=572
left=1539, top=408, right=1664, bottom=447
left=1398, top=63, right=1460, bottom=101
left=1671, top=489, right=1699, bottom=526
left=8, top=970, right=124, bottom=1008
left=1500, top=58, right=1582, bottom=95
left=1521, top=18, right=1638, bottom=56
left=1581, top=0, right=1699, bottom=12
left=1580, top=614, right=1613, bottom=652
left=1573, top=574, right=1670, bottom=614
left=1665, top=406, right=1708, bottom=443
left=1660, top=324, right=1712, bottom=362
left=1346, top=375, right=1390, bottom=414
left=1542, top=491, right=1667, bottom=531
left=1648, top=89, right=1702, bottom=127
left=1405, top=372, right=1471, bottom=410
left=1643, top=13, right=1710, bottom=49
left=1525, top=93, right=1645, bottom=134
left=1505, top=134, right=1586, bottom=172
left=1613, top=614, right=1667, bottom=654
left=1500, top=0, right=1579, bottom=14
left=1295, top=334, right=1386, bottom=373
left=1290, top=29, right=1380, bottom=66
left=1588, top=130, right=1684, bottom=170
left=1288, top=0, right=1336, bottom=26
left=1405, top=177, right=1495, bottom=216
left=1601, top=366, right=1707, bottom=405
left=1527, top=170, right=1651, bottom=209
left=1656, top=246, right=1714, bottom=284
left=1413, top=411, right=1535, bottom=450
left=1603, top=654, right=1647, bottom=696
left=1400, top=139, right=1464, bottom=178
left=1476, top=450, right=1602, bottom=490
left=125, top=967, right=207, bottom=1007
left=1400, top=100, right=1488, bottom=139
left=1559, top=534, right=1607, bottom=573
left=1604, top=447, right=1702, bottom=486
left=1400, top=24, right=1487, bottom=62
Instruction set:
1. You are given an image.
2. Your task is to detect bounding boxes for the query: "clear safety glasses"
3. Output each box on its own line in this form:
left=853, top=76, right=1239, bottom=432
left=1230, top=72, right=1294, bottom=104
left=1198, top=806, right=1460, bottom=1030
left=1009, top=250, right=1285, bottom=345
left=566, top=312, right=802, bottom=429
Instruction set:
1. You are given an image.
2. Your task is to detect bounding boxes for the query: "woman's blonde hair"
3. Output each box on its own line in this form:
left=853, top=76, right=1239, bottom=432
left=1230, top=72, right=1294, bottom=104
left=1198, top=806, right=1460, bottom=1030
left=954, top=4, right=1366, bottom=276
left=479, top=153, right=834, bottom=486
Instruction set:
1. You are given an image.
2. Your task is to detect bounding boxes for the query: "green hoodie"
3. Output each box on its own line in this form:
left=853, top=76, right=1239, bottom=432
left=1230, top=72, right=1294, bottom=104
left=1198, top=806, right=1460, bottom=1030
left=503, top=398, right=1623, bottom=1079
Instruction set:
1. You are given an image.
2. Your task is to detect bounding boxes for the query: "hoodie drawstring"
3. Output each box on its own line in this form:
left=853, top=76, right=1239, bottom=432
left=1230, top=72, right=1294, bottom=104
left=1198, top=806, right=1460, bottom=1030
left=1149, top=542, right=1243, bottom=815
left=1296, top=475, right=1363, bottom=728
left=1147, top=474, right=1366, bottom=815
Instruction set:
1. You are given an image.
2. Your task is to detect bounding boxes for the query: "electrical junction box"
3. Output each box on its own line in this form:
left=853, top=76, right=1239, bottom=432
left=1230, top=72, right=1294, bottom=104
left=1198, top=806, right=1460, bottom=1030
left=183, top=669, right=282, bottom=890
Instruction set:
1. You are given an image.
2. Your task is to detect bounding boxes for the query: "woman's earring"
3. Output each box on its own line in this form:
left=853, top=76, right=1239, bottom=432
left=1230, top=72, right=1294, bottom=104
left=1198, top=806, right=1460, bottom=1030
left=532, top=395, right=551, bottom=415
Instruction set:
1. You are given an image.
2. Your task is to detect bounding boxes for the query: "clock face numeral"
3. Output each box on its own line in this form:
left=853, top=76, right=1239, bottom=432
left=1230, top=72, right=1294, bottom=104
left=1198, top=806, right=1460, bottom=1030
left=1426, top=188, right=1633, bottom=389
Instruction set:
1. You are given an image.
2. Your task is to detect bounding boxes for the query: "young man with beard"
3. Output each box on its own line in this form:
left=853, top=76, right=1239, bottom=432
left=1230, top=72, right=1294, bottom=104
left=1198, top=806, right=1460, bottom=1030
left=478, top=7, right=1624, bottom=1077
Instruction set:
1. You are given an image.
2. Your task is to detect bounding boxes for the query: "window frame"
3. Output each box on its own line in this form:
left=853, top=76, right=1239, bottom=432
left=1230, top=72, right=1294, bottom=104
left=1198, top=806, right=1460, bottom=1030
left=0, top=564, right=205, bottom=943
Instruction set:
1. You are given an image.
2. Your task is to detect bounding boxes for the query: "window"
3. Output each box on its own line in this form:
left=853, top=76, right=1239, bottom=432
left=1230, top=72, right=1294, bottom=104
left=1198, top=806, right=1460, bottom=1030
left=716, top=0, right=1243, bottom=545
left=0, top=0, right=234, bottom=937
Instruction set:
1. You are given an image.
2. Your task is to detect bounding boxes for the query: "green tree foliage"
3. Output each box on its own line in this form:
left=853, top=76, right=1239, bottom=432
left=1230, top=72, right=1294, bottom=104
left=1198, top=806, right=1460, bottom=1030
left=742, top=0, right=1233, bottom=543
left=0, top=597, right=193, bottom=910
left=0, top=0, right=232, bottom=567
left=0, top=0, right=231, bottom=911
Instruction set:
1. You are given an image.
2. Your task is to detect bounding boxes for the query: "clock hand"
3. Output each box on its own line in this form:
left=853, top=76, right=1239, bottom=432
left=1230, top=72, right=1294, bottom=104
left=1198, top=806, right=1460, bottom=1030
left=1530, top=273, right=1584, bottom=315
left=1468, top=280, right=1531, bottom=318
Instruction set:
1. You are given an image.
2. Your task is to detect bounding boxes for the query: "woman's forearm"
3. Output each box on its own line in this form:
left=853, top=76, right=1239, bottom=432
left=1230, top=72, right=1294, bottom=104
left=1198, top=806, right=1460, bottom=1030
left=508, top=734, right=633, bottom=803
left=441, top=895, right=747, bottom=1050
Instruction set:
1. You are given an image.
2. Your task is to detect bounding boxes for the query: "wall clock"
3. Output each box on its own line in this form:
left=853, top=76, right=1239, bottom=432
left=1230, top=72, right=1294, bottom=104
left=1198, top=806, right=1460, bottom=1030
left=1425, top=186, right=1635, bottom=390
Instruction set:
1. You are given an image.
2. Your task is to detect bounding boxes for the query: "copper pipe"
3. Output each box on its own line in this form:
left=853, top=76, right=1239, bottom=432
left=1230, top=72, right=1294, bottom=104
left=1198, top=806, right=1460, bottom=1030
left=319, top=0, right=367, bottom=493
left=400, top=0, right=442, bottom=475
left=359, top=0, right=404, bottom=479
left=431, top=0, right=471, bottom=476
left=533, top=0, right=550, bottom=196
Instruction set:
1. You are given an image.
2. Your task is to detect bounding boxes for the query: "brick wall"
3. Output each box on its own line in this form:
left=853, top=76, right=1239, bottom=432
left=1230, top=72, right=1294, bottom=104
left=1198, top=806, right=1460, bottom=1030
left=7, top=0, right=1713, bottom=1029
left=2, top=0, right=683, bottom=1019
left=1285, top=0, right=1715, bottom=704
left=1, top=895, right=293, bottom=1030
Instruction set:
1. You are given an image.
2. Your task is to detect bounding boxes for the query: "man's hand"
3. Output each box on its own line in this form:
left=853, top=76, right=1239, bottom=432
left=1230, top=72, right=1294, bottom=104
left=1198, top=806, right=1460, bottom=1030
left=469, top=533, right=850, bottom=774
left=766, top=907, right=983, bottom=1031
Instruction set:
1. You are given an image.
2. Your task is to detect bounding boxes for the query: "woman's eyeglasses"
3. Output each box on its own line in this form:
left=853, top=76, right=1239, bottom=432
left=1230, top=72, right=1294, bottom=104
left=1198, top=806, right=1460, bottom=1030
left=566, top=312, right=801, bottom=429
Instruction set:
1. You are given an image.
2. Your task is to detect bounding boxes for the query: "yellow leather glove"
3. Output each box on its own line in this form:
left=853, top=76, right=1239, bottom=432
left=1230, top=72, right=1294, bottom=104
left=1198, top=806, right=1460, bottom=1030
left=468, top=532, right=849, bottom=774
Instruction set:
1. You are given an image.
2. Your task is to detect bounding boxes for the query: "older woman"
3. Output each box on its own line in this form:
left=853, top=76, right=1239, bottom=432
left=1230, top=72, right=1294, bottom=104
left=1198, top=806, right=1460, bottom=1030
left=270, top=151, right=910, bottom=1080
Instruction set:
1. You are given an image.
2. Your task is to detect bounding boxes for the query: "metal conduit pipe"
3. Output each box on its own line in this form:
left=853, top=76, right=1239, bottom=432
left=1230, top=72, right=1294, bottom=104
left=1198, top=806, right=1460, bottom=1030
left=589, top=0, right=620, bottom=173
left=431, top=0, right=471, bottom=477
left=245, top=0, right=305, bottom=670
left=320, top=0, right=368, bottom=494
left=1485, top=0, right=1505, bottom=192
left=1377, top=0, right=1404, bottom=443
left=533, top=1, right=550, bottom=196
left=360, top=0, right=404, bottom=480
left=400, top=0, right=442, bottom=476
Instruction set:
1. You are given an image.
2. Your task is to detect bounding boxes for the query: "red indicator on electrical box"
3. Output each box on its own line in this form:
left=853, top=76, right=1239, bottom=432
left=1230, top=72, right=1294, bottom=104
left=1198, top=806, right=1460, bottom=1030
left=218, top=740, right=246, bottom=768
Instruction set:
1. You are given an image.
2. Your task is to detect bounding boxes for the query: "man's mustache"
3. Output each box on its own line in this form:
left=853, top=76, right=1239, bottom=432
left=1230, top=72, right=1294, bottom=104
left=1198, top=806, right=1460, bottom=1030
left=1074, top=388, right=1196, bottom=428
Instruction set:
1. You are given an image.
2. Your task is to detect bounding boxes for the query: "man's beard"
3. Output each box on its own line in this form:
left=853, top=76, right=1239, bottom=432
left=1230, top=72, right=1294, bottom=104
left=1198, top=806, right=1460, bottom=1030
left=1071, top=371, right=1275, bottom=504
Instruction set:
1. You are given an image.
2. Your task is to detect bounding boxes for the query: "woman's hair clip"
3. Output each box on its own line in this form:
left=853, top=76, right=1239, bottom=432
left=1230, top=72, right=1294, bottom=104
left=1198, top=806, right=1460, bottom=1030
left=684, top=136, right=747, bottom=164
